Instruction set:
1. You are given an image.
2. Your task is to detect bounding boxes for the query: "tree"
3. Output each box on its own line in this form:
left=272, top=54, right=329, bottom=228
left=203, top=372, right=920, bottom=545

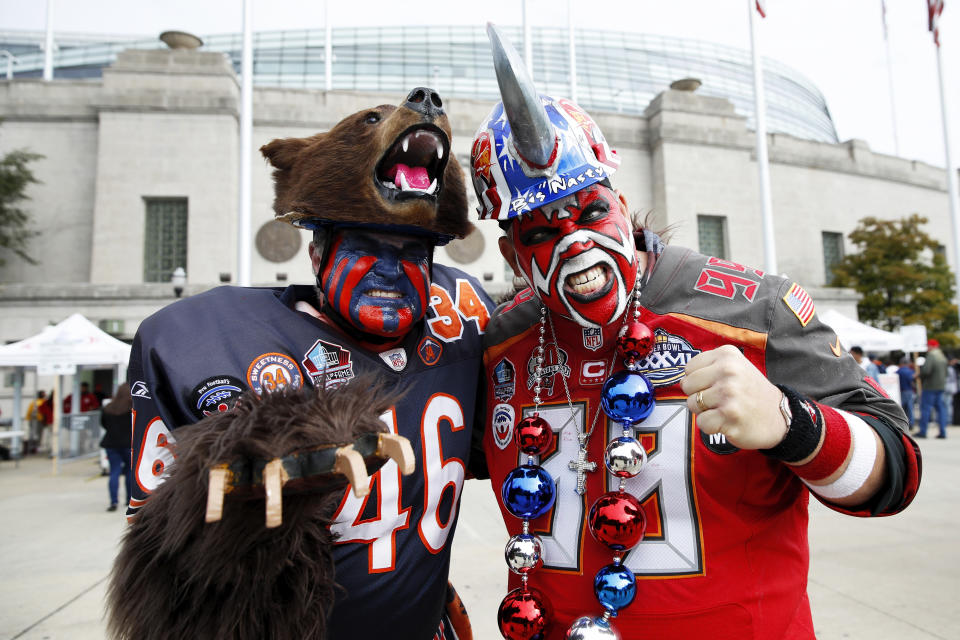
left=830, top=214, right=959, bottom=346
left=0, top=148, right=43, bottom=266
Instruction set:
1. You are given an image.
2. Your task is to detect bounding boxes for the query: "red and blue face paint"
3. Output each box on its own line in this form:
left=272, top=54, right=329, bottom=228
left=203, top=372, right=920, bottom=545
left=320, top=229, right=431, bottom=338
left=511, top=183, right=637, bottom=328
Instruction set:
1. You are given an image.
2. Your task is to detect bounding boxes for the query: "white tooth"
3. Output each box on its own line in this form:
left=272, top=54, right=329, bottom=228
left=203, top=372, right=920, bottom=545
left=385, top=181, right=396, bottom=189
left=398, top=172, right=411, bottom=191
left=402, top=137, right=409, bottom=153
left=436, top=145, right=444, bottom=159
left=426, top=178, right=438, bottom=195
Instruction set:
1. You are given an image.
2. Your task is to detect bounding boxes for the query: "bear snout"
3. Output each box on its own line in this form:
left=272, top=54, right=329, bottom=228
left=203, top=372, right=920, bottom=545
left=403, top=86, right=445, bottom=120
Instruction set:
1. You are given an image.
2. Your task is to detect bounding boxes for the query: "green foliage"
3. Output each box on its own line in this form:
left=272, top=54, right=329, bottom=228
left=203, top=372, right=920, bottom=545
left=0, top=148, right=43, bottom=266
left=831, top=214, right=959, bottom=347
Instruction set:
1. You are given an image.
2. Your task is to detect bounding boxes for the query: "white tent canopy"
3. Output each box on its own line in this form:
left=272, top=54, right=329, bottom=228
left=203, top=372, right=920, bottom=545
left=819, top=309, right=905, bottom=353
left=0, top=314, right=131, bottom=471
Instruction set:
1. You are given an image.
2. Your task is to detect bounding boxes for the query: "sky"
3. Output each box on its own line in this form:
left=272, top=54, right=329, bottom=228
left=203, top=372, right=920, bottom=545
left=1, top=0, right=958, bottom=169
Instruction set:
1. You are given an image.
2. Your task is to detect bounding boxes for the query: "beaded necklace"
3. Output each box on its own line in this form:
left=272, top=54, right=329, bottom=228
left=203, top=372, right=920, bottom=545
left=497, top=264, right=658, bottom=640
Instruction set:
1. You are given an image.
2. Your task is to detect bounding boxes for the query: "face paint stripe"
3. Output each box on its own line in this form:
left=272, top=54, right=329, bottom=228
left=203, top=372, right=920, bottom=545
left=328, top=253, right=359, bottom=310
left=340, top=256, right=377, bottom=318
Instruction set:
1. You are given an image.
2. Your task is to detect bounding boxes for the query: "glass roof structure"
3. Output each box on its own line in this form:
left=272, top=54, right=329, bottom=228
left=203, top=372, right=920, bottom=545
left=1, top=25, right=837, bottom=143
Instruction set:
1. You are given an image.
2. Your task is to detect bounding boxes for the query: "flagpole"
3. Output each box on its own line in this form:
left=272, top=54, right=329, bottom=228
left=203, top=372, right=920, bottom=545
left=881, top=0, right=900, bottom=156
left=567, top=0, right=577, bottom=103
left=935, top=42, right=960, bottom=326
left=522, top=0, right=533, bottom=80
left=238, top=0, right=253, bottom=287
left=325, top=0, right=332, bottom=91
left=43, top=0, right=53, bottom=81
left=748, top=0, right=777, bottom=275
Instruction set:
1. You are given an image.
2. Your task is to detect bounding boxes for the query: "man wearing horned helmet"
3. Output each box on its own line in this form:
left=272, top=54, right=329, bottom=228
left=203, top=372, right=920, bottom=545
left=472, top=25, right=921, bottom=640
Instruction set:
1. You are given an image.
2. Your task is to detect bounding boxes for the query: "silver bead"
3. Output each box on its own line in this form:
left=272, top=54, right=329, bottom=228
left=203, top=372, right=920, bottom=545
left=565, top=616, right=620, bottom=640
left=504, top=533, right=543, bottom=575
left=604, top=437, right=647, bottom=478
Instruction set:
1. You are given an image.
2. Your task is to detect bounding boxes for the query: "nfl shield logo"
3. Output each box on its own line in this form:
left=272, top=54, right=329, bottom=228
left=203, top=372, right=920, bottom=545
left=582, top=327, right=602, bottom=351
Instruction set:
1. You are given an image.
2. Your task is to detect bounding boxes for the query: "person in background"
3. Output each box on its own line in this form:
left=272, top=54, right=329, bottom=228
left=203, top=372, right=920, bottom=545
left=63, top=381, right=101, bottom=413
left=917, top=339, right=949, bottom=439
left=93, top=382, right=108, bottom=405
left=948, top=358, right=959, bottom=425
left=23, top=390, right=46, bottom=454
left=100, top=382, right=133, bottom=512
left=896, top=357, right=916, bottom=430
left=851, top=346, right=881, bottom=380
left=37, top=390, right=54, bottom=453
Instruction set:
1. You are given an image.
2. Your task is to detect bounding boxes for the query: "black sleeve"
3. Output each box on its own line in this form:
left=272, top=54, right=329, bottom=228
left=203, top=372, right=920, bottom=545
left=466, top=372, right=489, bottom=480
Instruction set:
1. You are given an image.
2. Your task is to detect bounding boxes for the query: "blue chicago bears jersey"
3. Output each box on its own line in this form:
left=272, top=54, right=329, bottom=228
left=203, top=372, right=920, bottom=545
left=127, top=265, right=492, bottom=640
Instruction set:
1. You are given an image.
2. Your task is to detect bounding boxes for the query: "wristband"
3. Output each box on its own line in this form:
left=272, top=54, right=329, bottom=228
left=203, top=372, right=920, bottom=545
left=760, top=385, right=823, bottom=463
left=803, top=411, right=877, bottom=500
left=788, top=404, right=852, bottom=481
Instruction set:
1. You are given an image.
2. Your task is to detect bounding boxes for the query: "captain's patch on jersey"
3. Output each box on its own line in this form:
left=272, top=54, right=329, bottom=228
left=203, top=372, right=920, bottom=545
left=783, top=283, right=815, bottom=326
left=492, top=403, right=516, bottom=450
left=492, top=358, right=516, bottom=402
left=379, top=347, right=408, bottom=372
left=631, top=328, right=701, bottom=388
left=418, top=336, right=443, bottom=366
left=188, top=375, right=246, bottom=419
left=246, top=352, right=303, bottom=394
left=301, top=339, right=355, bottom=389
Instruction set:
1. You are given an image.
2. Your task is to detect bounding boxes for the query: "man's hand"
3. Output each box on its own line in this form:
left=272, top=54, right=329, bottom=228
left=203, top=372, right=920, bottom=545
left=681, top=345, right=787, bottom=450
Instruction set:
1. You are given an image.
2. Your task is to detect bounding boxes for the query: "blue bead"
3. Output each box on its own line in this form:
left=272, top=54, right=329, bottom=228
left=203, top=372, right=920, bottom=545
left=600, top=370, right=655, bottom=426
left=501, top=464, right=557, bottom=520
left=593, top=563, right=637, bottom=614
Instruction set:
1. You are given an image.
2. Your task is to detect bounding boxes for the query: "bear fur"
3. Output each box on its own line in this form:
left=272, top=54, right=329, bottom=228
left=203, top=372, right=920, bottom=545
left=106, top=378, right=398, bottom=640
left=261, top=89, right=470, bottom=240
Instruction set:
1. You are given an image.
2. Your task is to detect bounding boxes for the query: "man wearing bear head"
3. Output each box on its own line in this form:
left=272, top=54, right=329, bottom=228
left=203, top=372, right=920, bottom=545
left=472, top=25, right=920, bottom=640
left=125, top=87, right=491, bottom=639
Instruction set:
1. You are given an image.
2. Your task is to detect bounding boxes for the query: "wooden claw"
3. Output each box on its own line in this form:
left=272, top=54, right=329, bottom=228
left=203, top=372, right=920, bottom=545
left=205, top=466, right=230, bottom=523
left=334, top=445, right=370, bottom=498
left=264, top=458, right=288, bottom=529
left=378, top=433, right=416, bottom=476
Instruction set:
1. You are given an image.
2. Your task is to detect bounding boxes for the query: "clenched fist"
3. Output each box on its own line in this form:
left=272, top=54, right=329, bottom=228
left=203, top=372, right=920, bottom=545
left=681, top=344, right=788, bottom=450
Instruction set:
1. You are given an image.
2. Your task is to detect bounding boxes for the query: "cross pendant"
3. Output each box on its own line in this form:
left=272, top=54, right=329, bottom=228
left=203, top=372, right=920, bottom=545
left=568, top=439, right=596, bottom=495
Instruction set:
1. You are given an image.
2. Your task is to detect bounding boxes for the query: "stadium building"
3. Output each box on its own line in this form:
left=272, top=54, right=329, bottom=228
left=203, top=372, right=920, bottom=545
left=0, top=26, right=955, bottom=412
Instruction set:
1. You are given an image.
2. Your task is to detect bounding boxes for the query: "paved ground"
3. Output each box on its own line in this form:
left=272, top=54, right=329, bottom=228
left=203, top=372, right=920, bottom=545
left=1, top=427, right=957, bottom=640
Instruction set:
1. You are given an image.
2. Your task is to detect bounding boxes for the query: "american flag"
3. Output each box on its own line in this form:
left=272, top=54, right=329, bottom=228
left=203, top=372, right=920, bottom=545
left=783, top=283, right=815, bottom=326
left=928, top=0, right=945, bottom=46
left=756, top=0, right=767, bottom=18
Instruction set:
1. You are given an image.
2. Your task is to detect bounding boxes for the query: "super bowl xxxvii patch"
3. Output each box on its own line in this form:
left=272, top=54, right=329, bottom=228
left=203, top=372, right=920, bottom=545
left=379, top=347, right=408, bottom=372
left=492, top=403, right=516, bottom=450
left=189, top=375, right=246, bottom=420
left=631, top=328, right=701, bottom=388
left=492, top=358, right=516, bottom=402
left=301, top=339, right=355, bottom=389
left=783, top=283, right=815, bottom=327
left=246, top=352, right=303, bottom=394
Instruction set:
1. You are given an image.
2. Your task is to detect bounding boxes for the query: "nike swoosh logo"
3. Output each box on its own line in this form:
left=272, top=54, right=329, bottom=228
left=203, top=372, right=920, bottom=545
left=829, top=337, right=842, bottom=357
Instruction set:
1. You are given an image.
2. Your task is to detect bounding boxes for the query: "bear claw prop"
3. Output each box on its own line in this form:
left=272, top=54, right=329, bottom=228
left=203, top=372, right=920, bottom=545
left=203, top=433, right=416, bottom=527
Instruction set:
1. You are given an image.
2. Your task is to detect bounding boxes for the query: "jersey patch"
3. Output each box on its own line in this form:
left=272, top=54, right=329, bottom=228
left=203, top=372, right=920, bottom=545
left=632, top=329, right=701, bottom=388
left=526, top=342, right=571, bottom=398
left=580, top=359, right=608, bottom=386
left=700, top=429, right=740, bottom=455
left=246, top=352, right=303, bottom=394
left=379, top=347, right=408, bottom=372
left=302, top=339, right=355, bottom=388
left=418, top=336, right=443, bottom=366
left=130, top=381, right=151, bottom=399
left=188, top=375, right=246, bottom=419
left=492, top=358, right=517, bottom=402
left=492, top=403, right=516, bottom=450
left=783, top=283, right=815, bottom=326
left=582, top=326, right=602, bottom=351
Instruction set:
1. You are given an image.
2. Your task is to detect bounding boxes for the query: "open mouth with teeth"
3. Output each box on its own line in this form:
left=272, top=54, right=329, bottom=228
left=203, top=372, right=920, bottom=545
left=564, top=264, right=613, bottom=302
left=375, top=125, right=450, bottom=202
left=364, top=289, right=404, bottom=299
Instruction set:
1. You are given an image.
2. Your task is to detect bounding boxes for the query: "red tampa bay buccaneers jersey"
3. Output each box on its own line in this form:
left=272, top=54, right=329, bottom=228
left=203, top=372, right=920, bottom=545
left=128, top=266, right=492, bottom=640
left=482, top=245, right=920, bottom=640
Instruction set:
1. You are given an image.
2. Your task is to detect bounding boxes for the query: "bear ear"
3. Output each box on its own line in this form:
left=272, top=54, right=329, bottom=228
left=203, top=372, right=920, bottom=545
left=260, top=136, right=312, bottom=170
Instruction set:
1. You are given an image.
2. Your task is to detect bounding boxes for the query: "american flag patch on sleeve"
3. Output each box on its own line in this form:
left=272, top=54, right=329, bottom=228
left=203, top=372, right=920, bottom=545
left=783, top=283, right=815, bottom=326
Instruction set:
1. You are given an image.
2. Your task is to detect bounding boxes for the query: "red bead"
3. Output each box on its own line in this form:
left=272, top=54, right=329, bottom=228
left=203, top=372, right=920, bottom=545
left=497, top=586, right=551, bottom=640
left=617, top=322, right=655, bottom=362
left=588, top=491, right=646, bottom=551
left=515, top=414, right=553, bottom=456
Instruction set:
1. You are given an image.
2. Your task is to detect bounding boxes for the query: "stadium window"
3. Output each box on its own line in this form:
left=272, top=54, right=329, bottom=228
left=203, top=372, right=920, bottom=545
left=143, top=197, right=188, bottom=283
left=822, top=231, right=844, bottom=285
left=697, top=215, right=728, bottom=259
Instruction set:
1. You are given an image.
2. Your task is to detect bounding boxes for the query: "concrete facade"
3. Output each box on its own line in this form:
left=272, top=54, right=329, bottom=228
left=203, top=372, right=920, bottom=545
left=0, top=45, right=954, bottom=414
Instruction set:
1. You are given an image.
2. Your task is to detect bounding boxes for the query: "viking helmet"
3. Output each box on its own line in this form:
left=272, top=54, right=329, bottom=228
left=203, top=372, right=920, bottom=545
left=471, top=24, right=620, bottom=221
